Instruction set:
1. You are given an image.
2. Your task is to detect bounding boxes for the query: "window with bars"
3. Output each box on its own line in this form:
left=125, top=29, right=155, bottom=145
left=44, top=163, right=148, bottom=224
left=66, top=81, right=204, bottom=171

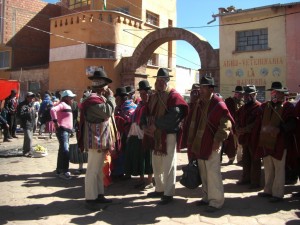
left=0, top=51, right=10, bottom=69
left=146, top=11, right=159, bottom=26
left=236, top=28, right=268, bottom=52
left=69, top=0, right=91, bottom=9
left=86, top=44, right=115, bottom=59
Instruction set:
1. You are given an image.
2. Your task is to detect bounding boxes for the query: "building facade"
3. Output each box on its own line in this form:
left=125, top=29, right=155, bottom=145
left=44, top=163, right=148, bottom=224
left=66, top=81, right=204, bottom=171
left=0, top=0, right=61, bottom=95
left=218, top=3, right=300, bottom=101
left=49, top=0, right=177, bottom=98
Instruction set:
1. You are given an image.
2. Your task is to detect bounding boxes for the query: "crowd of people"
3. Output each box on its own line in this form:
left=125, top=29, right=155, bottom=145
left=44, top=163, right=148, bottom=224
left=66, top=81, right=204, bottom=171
left=1, top=68, right=300, bottom=213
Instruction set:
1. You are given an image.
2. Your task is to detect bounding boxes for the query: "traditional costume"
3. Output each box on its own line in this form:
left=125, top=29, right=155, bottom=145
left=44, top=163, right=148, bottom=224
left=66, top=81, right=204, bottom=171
left=254, top=82, right=296, bottom=201
left=145, top=68, right=188, bottom=205
left=235, top=85, right=261, bottom=188
left=187, top=75, right=233, bottom=211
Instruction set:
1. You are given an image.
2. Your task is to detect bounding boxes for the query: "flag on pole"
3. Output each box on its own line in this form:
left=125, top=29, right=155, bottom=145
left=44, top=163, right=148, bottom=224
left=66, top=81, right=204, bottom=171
left=103, top=0, right=107, bottom=10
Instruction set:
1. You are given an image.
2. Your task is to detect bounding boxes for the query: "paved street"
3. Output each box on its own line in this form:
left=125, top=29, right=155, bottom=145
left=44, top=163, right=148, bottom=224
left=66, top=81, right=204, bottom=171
left=0, top=133, right=299, bottom=225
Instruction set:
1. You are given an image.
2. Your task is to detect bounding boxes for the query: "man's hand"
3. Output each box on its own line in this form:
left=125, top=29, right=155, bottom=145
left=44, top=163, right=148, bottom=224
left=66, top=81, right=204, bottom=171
left=54, top=122, right=59, bottom=130
left=212, top=141, right=221, bottom=152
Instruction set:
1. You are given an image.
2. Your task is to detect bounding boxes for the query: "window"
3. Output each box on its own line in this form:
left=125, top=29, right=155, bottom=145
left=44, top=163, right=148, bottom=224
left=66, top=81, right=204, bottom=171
left=147, top=53, right=158, bottom=66
left=69, top=0, right=91, bottom=9
left=236, top=28, right=268, bottom=52
left=0, top=51, right=10, bottom=69
left=86, top=44, right=115, bottom=59
left=28, top=81, right=40, bottom=93
left=146, top=11, right=159, bottom=26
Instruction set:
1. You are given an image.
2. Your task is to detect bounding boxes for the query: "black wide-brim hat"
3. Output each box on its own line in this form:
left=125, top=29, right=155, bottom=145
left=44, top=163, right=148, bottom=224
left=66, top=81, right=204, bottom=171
left=266, top=81, right=288, bottom=92
left=125, top=85, right=135, bottom=94
left=232, top=85, right=244, bottom=93
left=200, top=75, right=217, bottom=87
left=243, top=85, right=258, bottom=94
left=152, top=68, right=173, bottom=78
left=88, top=70, right=112, bottom=87
left=114, top=87, right=129, bottom=97
left=137, top=80, right=152, bottom=91
left=188, top=83, right=200, bottom=91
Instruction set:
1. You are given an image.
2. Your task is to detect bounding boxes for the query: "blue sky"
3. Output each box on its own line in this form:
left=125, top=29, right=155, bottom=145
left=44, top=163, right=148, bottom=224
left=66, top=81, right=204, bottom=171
left=44, top=0, right=294, bottom=69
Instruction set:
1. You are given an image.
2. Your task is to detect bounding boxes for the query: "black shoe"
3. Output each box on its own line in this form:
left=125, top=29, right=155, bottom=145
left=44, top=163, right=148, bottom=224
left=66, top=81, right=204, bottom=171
left=257, top=192, right=272, bottom=198
left=269, top=197, right=283, bottom=203
left=236, top=161, right=243, bottom=166
left=147, top=191, right=164, bottom=198
left=204, top=206, right=220, bottom=213
left=12, top=135, right=18, bottom=138
left=158, top=195, right=173, bottom=205
left=3, top=139, right=12, bottom=142
left=195, top=200, right=209, bottom=206
left=134, top=181, right=146, bottom=189
left=249, top=184, right=260, bottom=189
left=86, top=195, right=112, bottom=204
left=227, top=159, right=234, bottom=165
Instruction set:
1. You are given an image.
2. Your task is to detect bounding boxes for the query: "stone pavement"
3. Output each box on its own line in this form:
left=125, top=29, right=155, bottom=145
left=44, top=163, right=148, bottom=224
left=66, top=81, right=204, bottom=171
left=0, top=133, right=299, bottom=225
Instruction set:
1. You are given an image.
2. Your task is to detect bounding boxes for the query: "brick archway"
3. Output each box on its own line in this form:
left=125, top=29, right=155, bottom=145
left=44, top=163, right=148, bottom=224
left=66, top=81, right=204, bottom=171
left=121, top=27, right=219, bottom=86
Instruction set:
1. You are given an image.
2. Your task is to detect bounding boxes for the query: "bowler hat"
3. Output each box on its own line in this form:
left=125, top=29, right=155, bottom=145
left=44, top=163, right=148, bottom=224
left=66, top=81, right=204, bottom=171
left=267, top=81, right=287, bottom=92
left=88, top=69, right=112, bottom=88
left=114, top=87, right=129, bottom=97
left=232, top=86, right=244, bottom=93
left=26, top=92, right=35, bottom=97
left=244, top=85, right=258, bottom=94
left=188, top=83, right=200, bottom=91
left=137, top=80, right=152, bottom=91
left=200, top=75, right=217, bottom=87
left=153, top=68, right=173, bottom=78
left=125, top=85, right=135, bottom=94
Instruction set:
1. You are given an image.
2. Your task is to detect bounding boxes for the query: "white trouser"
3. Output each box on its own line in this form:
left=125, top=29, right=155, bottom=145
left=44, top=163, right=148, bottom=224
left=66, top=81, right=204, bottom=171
left=85, top=150, right=105, bottom=200
left=263, top=149, right=287, bottom=198
left=198, top=144, right=224, bottom=209
left=152, top=133, right=177, bottom=196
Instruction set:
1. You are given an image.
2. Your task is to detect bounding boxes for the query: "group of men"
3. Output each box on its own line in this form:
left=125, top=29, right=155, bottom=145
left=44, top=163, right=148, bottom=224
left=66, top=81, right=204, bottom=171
left=65, top=67, right=300, bottom=213
left=2, top=67, right=299, bottom=213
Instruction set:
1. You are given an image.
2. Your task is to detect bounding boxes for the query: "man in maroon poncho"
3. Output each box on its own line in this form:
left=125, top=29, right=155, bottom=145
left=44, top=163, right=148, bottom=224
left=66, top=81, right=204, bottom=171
left=143, top=68, right=188, bottom=205
left=186, top=75, right=233, bottom=213
left=235, top=85, right=261, bottom=189
left=254, top=82, right=296, bottom=202
left=223, top=85, right=244, bottom=165
left=291, top=94, right=300, bottom=197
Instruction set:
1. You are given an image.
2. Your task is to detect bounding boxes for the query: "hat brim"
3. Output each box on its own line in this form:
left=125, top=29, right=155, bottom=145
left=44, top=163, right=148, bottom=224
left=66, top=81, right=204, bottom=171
left=244, top=91, right=258, bottom=94
left=200, top=84, right=218, bottom=87
left=138, top=87, right=152, bottom=91
left=152, top=75, right=173, bottom=78
left=266, top=88, right=287, bottom=92
left=114, top=93, right=129, bottom=97
left=88, top=76, right=112, bottom=83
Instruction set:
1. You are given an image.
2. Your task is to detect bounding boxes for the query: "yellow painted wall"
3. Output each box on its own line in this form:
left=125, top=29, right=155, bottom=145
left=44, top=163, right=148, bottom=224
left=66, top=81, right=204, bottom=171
left=49, top=0, right=176, bottom=98
left=219, top=7, right=286, bottom=101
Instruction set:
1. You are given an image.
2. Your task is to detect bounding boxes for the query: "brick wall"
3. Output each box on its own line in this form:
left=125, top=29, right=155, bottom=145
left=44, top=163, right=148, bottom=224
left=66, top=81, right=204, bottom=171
left=3, top=0, right=61, bottom=68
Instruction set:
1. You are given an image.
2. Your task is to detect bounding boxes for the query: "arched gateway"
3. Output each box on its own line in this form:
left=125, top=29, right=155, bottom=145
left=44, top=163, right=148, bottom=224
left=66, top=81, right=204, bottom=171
left=121, top=27, right=219, bottom=89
